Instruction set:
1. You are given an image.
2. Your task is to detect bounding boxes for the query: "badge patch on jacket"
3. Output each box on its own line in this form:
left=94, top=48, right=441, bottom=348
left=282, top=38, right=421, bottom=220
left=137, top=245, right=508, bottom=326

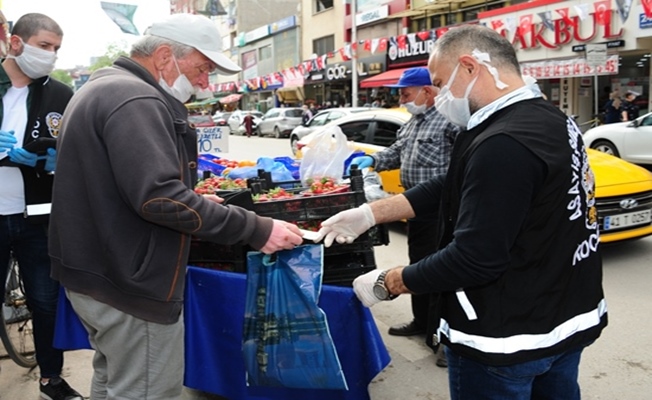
left=46, top=112, right=63, bottom=137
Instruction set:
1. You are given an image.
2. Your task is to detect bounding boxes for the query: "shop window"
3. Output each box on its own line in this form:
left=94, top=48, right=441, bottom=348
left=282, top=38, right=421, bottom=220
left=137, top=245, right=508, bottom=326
left=315, top=0, right=333, bottom=13
left=259, top=45, right=272, bottom=61
left=313, top=35, right=335, bottom=57
left=430, top=15, right=442, bottom=29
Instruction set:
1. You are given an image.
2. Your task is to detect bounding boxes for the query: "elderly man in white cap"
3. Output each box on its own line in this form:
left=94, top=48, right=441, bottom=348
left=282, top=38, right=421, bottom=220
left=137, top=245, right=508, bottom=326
left=49, top=13, right=303, bottom=399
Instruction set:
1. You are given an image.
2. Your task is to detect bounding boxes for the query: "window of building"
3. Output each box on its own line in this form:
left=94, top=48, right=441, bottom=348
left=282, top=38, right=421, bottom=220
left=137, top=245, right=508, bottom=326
left=416, top=18, right=427, bottom=32
left=259, top=45, right=272, bottom=61
left=430, top=15, right=442, bottom=29
left=313, top=35, right=335, bottom=56
left=315, top=0, right=334, bottom=13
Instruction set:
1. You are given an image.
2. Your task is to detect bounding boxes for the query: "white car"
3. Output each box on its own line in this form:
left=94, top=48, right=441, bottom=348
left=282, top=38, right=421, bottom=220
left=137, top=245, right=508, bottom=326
left=583, top=112, right=652, bottom=166
left=227, top=110, right=263, bottom=135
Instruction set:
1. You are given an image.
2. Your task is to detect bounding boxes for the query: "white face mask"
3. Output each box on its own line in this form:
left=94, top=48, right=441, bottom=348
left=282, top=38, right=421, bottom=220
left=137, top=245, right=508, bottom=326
left=435, top=63, right=478, bottom=128
left=403, top=89, right=427, bottom=115
left=159, top=56, right=195, bottom=103
left=7, top=38, right=57, bottom=79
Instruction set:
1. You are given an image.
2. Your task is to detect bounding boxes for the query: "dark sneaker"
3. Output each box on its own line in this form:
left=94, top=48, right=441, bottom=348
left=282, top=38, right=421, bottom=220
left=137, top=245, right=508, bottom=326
left=40, top=377, right=83, bottom=400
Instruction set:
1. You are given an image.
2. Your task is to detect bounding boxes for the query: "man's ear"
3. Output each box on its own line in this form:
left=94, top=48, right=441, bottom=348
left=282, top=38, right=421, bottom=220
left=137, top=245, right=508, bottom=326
left=458, top=54, right=479, bottom=77
left=153, top=44, right=173, bottom=71
left=8, top=35, right=24, bottom=54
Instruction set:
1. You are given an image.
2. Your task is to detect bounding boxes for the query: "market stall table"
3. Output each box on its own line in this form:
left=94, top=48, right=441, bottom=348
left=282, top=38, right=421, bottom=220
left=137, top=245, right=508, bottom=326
left=54, top=266, right=390, bottom=400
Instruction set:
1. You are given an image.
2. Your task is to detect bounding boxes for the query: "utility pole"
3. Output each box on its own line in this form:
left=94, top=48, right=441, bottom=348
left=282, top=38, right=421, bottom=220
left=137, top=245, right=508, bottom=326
left=351, top=0, right=358, bottom=107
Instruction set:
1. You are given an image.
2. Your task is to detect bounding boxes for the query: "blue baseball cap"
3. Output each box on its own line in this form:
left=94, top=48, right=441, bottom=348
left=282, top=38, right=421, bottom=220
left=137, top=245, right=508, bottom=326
left=385, top=67, right=432, bottom=88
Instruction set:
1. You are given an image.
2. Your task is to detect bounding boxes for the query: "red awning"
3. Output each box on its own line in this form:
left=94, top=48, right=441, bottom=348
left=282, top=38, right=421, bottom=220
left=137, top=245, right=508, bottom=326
left=359, top=68, right=409, bottom=88
left=219, top=93, right=243, bottom=104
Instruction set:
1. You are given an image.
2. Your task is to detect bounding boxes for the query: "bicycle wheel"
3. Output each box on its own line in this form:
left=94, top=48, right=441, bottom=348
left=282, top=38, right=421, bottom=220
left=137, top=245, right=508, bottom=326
left=0, top=254, right=37, bottom=368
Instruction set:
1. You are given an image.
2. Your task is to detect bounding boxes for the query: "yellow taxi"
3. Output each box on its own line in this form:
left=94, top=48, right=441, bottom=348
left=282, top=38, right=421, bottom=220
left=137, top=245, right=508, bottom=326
left=297, top=109, right=652, bottom=243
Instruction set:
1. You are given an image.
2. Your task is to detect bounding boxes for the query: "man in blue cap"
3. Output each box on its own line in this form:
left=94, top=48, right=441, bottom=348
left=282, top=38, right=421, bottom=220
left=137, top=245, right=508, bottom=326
left=348, top=66, right=459, bottom=367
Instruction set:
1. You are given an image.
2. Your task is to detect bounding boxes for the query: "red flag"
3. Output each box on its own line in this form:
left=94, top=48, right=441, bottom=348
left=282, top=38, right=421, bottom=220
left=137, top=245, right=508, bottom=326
left=377, top=38, right=388, bottom=52
left=327, top=51, right=334, bottom=58
left=556, top=7, right=573, bottom=24
left=518, top=14, right=534, bottom=35
left=491, top=19, right=504, bottom=31
left=339, top=47, right=351, bottom=61
left=594, top=0, right=612, bottom=25
left=363, top=39, right=371, bottom=52
left=435, top=28, right=449, bottom=38
left=644, top=0, right=652, bottom=18
left=417, top=30, right=430, bottom=41
left=397, top=35, right=407, bottom=49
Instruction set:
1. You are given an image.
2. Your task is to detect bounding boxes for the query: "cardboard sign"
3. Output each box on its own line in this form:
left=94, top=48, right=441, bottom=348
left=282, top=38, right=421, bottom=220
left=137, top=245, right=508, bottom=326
left=197, top=126, right=229, bottom=153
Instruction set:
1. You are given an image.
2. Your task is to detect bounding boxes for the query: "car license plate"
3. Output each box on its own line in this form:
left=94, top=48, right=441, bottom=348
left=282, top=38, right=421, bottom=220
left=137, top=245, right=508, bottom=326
left=603, top=210, right=652, bottom=230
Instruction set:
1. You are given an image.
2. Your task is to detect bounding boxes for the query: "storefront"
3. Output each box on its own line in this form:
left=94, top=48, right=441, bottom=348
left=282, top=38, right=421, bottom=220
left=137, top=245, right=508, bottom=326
left=304, top=61, right=354, bottom=107
left=479, top=0, right=651, bottom=124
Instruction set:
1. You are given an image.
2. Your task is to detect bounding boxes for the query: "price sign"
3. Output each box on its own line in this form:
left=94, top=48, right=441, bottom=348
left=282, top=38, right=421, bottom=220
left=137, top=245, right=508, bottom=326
left=197, top=126, right=229, bottom=153
left=585, top=44, right=607, bottom=67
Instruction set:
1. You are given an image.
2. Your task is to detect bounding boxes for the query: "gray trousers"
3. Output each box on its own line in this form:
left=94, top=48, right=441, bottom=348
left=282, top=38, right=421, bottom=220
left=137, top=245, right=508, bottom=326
left=66, top=289, right=184, bottom=400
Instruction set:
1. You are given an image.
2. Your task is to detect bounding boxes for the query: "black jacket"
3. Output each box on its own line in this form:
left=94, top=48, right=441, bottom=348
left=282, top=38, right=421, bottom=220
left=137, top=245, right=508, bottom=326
left=0, top=64, right=73, bottom=223
left=402, top=98, right=607, bottom=365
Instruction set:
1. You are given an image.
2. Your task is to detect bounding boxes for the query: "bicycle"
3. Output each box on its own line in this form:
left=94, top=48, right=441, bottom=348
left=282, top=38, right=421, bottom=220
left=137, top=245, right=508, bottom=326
left=0, top=252, right=37, bottom=368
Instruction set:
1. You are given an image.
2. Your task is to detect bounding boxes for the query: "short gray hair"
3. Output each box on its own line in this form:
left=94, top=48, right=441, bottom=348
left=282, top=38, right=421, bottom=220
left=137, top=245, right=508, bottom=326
left=432, top=25, right=521, bottom=76
left=130, top=35, right=195, bottom=59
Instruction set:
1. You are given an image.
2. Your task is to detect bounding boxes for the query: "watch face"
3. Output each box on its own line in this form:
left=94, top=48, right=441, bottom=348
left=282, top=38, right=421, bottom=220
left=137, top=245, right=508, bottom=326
left=373, top=283, right=388, bottom=300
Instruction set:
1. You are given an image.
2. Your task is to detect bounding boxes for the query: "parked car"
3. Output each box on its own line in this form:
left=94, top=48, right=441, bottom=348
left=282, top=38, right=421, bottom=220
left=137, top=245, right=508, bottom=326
left=257, top=107, right=304, bottom=138
left=188, top=114, right=215, bottom=127
left=298, top=109, right=652, bottom=243
left=290, top=107, right=373, bottom=154
left=212, top=111, right=232, bottom=127
left=583, top=111, right=652, bottom=166
left=227, top=110, right=264, bottom=135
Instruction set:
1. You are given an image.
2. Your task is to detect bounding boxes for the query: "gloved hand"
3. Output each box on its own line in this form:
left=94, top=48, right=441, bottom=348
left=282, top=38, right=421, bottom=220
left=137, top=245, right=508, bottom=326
left=346, top=155, right=373, bottom=174
left=44, top=148, right=57, bottom=172
left=259, top=219, right=304, bottom=254
left=8, top=148, right=38, bottom=167
left=313, top=203, right=376, bottom=247
left=352, top=269, right=384, bottom=307
left=0, top=130, right=16, bottom=152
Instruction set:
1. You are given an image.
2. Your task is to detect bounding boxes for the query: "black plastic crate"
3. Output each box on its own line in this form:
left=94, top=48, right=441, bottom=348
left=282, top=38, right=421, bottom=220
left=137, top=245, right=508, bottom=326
left=323, top=248, right=377, bottom=286
left=188, top=240, right=247, bottom=273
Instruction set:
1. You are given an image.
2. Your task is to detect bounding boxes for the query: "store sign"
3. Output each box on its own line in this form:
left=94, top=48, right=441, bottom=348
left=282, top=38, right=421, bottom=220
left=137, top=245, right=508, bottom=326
left=356, top=5, right=389, bottom=26
left=572, top=40, right=625, bottom=52
left=327, top=64, right=350, bottom=80
left=520, top=54, right=619, bottom=79
left=640, top=13, right=652, bottom=29
left=244, top=25, right=270, bottom=44
left=585, top=43, right=607, bottom=67
left=387, top=35, right=435, bottom=66
left=508, top=12, right=623, bottom=51
left=197, top=126, right=229, bottom=153
left=270, top=15, right=296, bottom=34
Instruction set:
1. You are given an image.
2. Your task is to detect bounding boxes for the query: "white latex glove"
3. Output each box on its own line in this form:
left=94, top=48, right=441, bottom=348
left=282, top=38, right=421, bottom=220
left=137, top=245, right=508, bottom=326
left=259, top=219, right=304, bottom=254
left=352, top=269, right=384, bottom=308
left=314, top=203, right=375, bottom=247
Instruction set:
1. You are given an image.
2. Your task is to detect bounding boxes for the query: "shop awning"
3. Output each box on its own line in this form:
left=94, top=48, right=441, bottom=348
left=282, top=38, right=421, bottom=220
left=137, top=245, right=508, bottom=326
left=359, top=68, right=409, bottom=88
left=219, top=94, right=243, bottom=104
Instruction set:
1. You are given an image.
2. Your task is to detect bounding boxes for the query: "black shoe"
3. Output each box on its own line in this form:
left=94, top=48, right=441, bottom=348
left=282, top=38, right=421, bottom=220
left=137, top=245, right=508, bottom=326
left=388, top=320, right=426, bottom=336
left=435, top=346, right=448, bottom=368
left=40, top=377, right=83, bottom=400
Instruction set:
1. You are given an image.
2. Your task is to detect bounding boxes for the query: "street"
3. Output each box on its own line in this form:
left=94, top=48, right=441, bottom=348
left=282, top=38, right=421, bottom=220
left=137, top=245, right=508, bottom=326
left=1, top=135, right=651, bottom=399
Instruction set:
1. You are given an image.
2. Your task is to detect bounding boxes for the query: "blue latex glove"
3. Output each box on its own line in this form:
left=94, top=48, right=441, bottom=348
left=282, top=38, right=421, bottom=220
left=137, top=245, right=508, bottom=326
left=347, top=155, right=374, bottom=174
left=8, top=148, right=39, bottom=167
left=0, top=130, right=16, bottom=152
left=44, top=148, right=57, bottom=172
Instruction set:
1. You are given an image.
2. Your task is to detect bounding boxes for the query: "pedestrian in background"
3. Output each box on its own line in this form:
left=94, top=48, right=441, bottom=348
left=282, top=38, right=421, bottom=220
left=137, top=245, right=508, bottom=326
left=0, top=13, right=83, bottom=400
left=316, top=24, right=607, bottom=400
left=243, top=110, right=254, bottom=138
left=622, top=90, right=640, bottom=122
left=348, top=67, right=458, bottom=368
left=49, top=13, right=303, bottom=399
left=603, top=90, right=623, bottom=123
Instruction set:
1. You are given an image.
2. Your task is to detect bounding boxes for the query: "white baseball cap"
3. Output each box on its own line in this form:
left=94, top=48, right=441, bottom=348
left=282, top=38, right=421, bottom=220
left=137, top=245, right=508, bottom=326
left=145, top=13, right=241, bottom=75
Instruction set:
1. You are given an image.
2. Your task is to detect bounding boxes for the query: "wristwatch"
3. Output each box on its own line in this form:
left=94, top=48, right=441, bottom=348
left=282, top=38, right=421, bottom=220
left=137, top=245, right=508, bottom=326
left=373, top=270, right=397, bottom=301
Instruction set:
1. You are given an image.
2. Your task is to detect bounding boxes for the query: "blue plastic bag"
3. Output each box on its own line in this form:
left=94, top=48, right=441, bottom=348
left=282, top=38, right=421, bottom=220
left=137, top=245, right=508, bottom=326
left=243, top=245, right=348, bottom=390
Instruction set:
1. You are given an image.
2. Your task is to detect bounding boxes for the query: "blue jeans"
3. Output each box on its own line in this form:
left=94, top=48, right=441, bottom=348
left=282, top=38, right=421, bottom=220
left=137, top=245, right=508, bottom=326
left=446, top=345, right=584, bottom=400
left=0, top=214, right=63, bottom=378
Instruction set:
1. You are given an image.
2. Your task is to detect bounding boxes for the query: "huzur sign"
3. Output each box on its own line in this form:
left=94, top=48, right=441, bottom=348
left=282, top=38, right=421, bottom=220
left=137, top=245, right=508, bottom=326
left=386, top=33, right=435, bottom=67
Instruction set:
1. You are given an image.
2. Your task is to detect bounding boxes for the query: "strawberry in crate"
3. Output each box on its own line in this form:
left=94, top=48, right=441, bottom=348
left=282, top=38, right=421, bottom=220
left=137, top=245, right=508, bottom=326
left=302, top=177, right=350, bottom=196
left=194, top=176, right=247, bottom=194
left=252, top=187, right=295, bottom=202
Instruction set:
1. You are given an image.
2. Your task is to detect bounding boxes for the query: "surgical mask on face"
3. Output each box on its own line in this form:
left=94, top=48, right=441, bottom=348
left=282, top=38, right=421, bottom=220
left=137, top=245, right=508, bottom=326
left=403, top=89, right=427, bottom=115
left=435, top=63, right=478, bottom=128
left=7, top=38, right=57, bottom=79
left=159, top=56, right=195, bottom=103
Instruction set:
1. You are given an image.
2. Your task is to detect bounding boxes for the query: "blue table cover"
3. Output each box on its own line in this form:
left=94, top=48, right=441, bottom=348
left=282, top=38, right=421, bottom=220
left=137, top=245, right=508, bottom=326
left=54, top=266, right=390, bottom=400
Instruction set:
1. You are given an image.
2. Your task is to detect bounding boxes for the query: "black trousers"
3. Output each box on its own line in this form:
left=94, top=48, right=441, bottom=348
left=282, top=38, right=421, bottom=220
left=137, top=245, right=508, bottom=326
left=407, top=217, right=441, bottom=352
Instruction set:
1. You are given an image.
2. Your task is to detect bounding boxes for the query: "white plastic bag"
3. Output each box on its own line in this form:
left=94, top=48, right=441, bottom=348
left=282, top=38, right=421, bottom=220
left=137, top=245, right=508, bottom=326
left=299, top=126, right=353, bottom=186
